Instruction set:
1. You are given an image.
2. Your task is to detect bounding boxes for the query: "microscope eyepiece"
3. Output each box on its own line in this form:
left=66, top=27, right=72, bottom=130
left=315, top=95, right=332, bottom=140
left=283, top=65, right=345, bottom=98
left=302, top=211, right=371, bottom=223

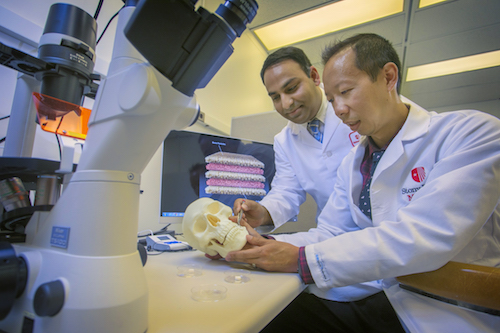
left=124, top=0, right=259, bottom=96
left=37, top=3, right=97, bottom=107
left=216, top=0, right=258, bottom=37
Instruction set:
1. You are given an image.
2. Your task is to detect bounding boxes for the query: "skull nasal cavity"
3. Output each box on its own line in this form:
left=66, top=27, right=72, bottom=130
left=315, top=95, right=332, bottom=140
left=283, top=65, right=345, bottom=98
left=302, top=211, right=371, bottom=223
left=207, top=214, right=220, bottom=226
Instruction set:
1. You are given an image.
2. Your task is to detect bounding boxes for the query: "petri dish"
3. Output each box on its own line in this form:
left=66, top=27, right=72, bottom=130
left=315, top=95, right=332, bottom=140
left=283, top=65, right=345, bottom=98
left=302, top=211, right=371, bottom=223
left=177, top=264, right=203, bottom=278
left=191, top=284, right=227, bottom=302
left=224, top=269, right=251, bottom=284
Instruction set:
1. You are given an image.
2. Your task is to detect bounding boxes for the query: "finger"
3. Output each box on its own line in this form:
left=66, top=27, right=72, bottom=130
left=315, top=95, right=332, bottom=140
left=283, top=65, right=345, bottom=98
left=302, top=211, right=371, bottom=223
left=233, top=198, right=244, bottom=214
left=240, top=218, right=259, bottom=237
left=247, top=226, right=259, bottom=238
left=245, top=233, right=268, bottom=246
left=225, top=247, right=260, bottom=263
left=205, top=253, right=222, bottom=260
left=241, top=200, right=250, bottom=212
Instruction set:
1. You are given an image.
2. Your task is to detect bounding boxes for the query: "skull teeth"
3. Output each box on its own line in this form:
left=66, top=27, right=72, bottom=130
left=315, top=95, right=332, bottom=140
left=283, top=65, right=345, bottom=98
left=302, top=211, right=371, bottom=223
left=212, top=224, right=240, bottom=246
left=222, top=225, right=240, bottom=244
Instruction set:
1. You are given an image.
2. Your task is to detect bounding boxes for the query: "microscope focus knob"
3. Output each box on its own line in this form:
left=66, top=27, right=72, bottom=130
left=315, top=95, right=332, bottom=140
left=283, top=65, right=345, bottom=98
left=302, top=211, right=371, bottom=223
left=33, top=280, right=65, bottom=317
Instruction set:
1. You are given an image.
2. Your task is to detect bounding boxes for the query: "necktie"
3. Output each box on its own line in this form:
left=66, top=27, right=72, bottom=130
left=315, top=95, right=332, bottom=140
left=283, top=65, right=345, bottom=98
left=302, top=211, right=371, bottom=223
left=307, top=119, right=324, bottom=143
left=359, top=150, right=384, bottom=219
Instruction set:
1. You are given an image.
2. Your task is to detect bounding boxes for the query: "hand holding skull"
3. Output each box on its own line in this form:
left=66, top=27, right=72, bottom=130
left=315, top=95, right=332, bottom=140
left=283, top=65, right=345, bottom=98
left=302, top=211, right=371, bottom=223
left=225, top=235, right=300, bottom=273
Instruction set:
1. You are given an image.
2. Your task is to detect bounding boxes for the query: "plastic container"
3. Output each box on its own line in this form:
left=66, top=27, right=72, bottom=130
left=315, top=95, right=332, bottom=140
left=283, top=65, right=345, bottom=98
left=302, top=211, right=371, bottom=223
left=191, top=284, right=227, bottom=302
left=224, top=269, right=251, bottom=284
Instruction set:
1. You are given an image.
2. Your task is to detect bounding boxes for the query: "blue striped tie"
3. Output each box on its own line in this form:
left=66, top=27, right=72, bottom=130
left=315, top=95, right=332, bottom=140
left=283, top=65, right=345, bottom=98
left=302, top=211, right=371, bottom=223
left=307, top=119, right=324, bottom=143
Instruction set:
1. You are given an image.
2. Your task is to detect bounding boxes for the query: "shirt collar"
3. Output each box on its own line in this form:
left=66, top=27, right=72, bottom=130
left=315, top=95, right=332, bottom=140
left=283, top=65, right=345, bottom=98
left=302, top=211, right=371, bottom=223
left=365, top=137, right=385, bottom=157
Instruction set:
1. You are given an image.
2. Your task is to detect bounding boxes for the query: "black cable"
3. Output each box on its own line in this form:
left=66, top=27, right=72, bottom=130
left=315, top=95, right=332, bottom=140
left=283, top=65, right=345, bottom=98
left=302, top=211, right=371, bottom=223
left=96, top=5, right=124, bottom=45
left=94, top=0, right=104, bottom=20
left=146, top=250, right=164, bottom=256
left=137, top=224, right=172, bottom=238
left=1, top=116, right=11, bottom=144
left=55, top=116, right=64, bottom=161
left=56, top=134, right=62, bottom=160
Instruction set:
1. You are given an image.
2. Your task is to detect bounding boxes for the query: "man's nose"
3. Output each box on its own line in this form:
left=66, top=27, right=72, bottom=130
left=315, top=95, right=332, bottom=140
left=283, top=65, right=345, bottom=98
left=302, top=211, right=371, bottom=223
left=333, top=100, right=347, bottom=118
left=282, top=95, right=295, bottom=111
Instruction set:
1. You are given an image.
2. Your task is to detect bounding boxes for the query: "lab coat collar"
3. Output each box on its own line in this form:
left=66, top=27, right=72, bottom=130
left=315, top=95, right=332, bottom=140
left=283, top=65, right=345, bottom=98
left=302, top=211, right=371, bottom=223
left=398, top=96, right=431, bottom=142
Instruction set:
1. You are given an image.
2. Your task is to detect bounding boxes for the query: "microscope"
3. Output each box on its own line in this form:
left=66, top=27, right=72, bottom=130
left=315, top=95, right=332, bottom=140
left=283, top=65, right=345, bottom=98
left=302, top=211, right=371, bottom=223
left=0, top=0, right=258, bottom=332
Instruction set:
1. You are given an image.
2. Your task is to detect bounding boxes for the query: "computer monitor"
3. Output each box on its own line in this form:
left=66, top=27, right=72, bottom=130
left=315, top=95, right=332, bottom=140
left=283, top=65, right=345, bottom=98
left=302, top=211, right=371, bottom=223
left=159, top=130, right=275, bottom=226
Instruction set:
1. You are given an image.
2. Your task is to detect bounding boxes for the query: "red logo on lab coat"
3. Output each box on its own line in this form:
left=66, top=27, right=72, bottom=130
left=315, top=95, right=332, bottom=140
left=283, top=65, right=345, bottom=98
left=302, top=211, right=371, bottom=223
left=411, top=167, right=426, bottom=183
left=349, top=131, right=360, bottom=146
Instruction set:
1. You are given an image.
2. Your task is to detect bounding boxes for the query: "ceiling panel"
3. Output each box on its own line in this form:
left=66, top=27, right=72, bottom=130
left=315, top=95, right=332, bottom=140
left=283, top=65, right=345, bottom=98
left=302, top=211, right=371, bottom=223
left=407, top=0, right=500, bottom=43
left=248, top=0, right=337, bottom=28
left=401, top=67, right=500, bottom=108
left=404, top=23, right=500, bottom=66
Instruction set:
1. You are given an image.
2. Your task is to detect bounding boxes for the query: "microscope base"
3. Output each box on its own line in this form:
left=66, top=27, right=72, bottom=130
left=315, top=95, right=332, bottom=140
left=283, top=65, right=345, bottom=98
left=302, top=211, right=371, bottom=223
left=0, top=246, right=148, bottom=333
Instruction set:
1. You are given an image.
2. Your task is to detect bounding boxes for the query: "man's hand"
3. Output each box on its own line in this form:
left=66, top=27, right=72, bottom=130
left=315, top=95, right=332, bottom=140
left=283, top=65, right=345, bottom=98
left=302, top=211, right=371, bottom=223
left=225, top=223, right=299, bottom=273
left=204, top=214, right=255, bottom=261
left=233, top=199, right=273, bottom=228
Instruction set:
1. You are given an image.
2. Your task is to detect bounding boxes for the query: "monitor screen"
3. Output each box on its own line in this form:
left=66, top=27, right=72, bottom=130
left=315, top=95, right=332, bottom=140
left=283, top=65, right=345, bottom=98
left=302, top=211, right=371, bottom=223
left=159, top=130, right=275, bottom=225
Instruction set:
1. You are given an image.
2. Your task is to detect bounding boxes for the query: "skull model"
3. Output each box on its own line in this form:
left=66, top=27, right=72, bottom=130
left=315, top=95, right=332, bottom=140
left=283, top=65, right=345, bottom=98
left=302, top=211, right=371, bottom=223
left=182, top=198, right=248, bottom=258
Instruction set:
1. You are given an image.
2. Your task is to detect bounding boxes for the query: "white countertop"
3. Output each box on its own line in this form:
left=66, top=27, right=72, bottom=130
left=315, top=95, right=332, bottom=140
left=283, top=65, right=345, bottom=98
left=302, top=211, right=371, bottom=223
left=144, top=250, right=305, bottom=333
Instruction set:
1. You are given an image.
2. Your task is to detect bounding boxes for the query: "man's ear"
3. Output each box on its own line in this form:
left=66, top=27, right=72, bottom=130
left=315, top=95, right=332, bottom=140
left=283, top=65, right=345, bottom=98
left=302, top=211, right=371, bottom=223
left=383, top=62, right=399, bottom=92
left=310, top=66, right=321, bottom=86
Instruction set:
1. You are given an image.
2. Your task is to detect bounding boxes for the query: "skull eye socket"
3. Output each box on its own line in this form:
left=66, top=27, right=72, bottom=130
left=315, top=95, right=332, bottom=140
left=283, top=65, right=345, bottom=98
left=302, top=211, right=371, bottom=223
left=193, top=217, right=209, bottom=233
left=207, top=202, right=222, bottom=214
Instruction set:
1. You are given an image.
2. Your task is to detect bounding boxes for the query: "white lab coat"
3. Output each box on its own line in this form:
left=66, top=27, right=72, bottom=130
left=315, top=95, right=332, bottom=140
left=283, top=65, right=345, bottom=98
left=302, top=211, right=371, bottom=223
left=260, top=93, right=359, bottom=228
left=275, top=101, right=500, bottom=330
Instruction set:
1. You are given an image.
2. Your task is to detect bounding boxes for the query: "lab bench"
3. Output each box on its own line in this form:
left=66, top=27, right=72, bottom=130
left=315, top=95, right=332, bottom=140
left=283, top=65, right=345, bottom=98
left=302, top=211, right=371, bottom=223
left=144, top=250, right=305, bottom=333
